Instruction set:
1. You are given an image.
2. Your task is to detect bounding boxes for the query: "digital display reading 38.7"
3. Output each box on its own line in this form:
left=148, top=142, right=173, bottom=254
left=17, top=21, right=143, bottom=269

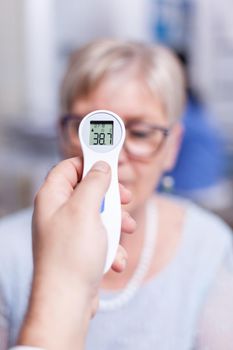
left=89, top=121, right=114, bottom=145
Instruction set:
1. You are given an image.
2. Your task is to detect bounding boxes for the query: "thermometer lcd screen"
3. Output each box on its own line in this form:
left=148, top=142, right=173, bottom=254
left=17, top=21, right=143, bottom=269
left=89, top=121, right=114, bottom=145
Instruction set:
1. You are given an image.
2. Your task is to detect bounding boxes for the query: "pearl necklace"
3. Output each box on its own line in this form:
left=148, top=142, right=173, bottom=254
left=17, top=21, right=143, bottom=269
left=99, top=198, right=158, bottom=312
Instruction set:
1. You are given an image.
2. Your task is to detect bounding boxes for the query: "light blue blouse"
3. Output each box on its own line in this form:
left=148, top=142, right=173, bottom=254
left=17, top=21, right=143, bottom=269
left=0, top=201, right=233, bottom=349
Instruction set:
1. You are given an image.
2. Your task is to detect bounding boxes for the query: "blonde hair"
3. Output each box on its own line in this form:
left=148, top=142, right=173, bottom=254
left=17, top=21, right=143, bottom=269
left=60, top=39, right=186, bottom=122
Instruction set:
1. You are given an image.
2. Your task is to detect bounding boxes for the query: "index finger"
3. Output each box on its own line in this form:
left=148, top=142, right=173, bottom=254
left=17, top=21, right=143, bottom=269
left=34, top=157, right=83, bottom=217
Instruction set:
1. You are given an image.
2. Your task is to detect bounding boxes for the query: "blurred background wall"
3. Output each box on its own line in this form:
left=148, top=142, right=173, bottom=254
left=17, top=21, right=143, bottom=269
left=0, top=0, right=233, bottom=225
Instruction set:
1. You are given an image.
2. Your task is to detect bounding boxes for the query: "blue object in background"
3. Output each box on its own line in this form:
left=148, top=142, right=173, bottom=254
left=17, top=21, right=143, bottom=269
left=164, top=94, right=226, bottom=193
left=153, top=0, right=227, bottom=196
left=153, top=0, right=191, bottom=52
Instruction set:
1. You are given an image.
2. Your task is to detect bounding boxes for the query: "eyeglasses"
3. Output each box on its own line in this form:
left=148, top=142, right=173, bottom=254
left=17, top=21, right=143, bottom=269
left=60, top=114, right=171, bottom=160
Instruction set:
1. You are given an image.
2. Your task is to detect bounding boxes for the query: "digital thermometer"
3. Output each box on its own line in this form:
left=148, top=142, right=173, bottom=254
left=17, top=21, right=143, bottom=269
left=79, top=110, right=125, bottom=273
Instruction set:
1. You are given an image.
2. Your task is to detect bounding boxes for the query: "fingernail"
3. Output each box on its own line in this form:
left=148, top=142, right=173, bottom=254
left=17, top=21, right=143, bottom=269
left=92, top=161, right=110, bottom=173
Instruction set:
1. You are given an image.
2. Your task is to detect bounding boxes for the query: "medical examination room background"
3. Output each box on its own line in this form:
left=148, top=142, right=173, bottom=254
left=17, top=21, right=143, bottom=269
left=0, top=0, right=233, bottom=228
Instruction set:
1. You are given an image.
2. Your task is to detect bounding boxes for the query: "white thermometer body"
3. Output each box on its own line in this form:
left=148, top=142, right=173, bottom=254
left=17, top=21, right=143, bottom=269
left=79, top=110, right=125, bottom=273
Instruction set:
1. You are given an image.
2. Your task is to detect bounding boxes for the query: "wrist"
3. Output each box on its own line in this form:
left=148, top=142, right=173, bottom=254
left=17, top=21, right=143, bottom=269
left=18, top=270, right=93, bottom=349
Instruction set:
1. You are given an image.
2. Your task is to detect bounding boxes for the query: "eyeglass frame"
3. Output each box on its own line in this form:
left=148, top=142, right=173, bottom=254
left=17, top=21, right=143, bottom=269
left=59, top=113, right=171, bottom=159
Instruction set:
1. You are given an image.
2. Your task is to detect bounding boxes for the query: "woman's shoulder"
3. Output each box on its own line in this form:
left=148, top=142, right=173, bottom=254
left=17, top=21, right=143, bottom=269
left=0, top=207, right=33, bottom=244
left=157, top=195, right=233, bottom=291
left=0, top=208, right=33, bottom=275
left=158, top=194, right=233, bottom=267
left=177, top=197, right=232, bottom=273
left=160, top=194, right=232, bottom=241
left=0, top=209, right=33, bottom=326
left=184, top=199, right=233, bottom=245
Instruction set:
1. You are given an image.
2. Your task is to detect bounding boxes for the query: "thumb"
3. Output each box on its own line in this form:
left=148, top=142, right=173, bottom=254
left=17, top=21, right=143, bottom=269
left=70, top=161, right=111, bottom=212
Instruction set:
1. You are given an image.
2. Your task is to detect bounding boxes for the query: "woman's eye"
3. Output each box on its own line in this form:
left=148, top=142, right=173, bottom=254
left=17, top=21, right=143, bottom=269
left=130, top=130, right=151, bottom=139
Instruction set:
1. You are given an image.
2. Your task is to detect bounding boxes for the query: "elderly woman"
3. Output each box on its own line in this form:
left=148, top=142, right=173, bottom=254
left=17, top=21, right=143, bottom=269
left=0, top=39, right=233, bottom=349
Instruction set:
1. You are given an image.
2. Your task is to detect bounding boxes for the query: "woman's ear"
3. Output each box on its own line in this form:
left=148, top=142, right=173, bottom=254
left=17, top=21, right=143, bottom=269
left=163, top=122, right=184, bottom=172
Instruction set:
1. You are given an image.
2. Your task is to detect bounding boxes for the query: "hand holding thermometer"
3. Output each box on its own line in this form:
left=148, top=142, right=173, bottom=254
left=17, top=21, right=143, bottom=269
left=79, top=110, right=126, bottom=273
